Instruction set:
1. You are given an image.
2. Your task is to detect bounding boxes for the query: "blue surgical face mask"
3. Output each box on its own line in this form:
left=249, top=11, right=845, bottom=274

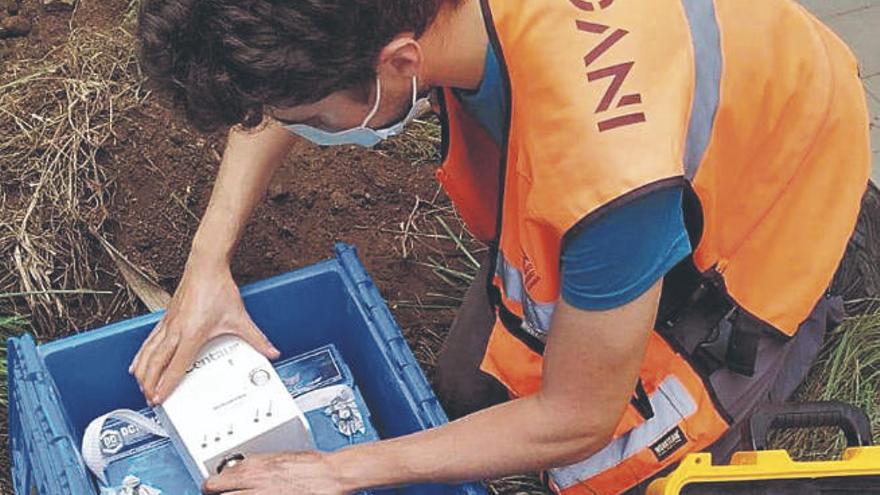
left=285, top=76, right=431, bottom=147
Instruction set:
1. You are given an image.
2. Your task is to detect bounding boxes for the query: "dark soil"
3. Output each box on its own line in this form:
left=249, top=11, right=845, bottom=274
left=105, top=98, right=463, bottom=358
left=1, top=1, right=472, bottom=492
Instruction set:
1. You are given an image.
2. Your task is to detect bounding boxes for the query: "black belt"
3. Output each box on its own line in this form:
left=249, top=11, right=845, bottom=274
left=692, top=304, right=763, bottom=377
left=657, top=259, right=772, bottom=378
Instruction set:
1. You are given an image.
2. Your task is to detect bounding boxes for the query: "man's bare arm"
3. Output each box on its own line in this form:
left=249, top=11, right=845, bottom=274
left=132, top=120, right=302, bottom=404
left=191, top=120, right=300, bottom=267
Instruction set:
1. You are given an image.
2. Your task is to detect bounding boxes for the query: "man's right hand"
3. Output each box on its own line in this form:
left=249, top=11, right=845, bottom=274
left=129, top=258, right=280, bottom=406
left=128, top=120, right=297, bottom=405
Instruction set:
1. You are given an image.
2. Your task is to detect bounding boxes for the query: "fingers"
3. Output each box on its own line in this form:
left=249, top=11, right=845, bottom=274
left=129, top=309, right=279, bottom=406
left=130, top=321, right=161, bottom=375
left=152, top=337, right=200, bottom=404
left=139, top=327, right=181, bottom=402
left=131, top=322, right=165, bottom=389
left=240, top=319, right=280, bottom=361
left=203, top=462, right=251, bottom=493
left=203, top=454, right=281, bottom=493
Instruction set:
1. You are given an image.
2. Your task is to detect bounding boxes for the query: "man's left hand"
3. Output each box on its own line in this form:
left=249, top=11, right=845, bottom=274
left=203, top=451, right=351, bottom=495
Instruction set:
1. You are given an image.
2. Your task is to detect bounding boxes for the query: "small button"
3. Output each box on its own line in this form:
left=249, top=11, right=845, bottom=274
left=249, top=369, right=271, bottom=386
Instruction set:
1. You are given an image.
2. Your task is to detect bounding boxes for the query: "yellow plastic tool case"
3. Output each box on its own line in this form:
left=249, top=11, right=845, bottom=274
left=647, top=402, right=880, bottom=494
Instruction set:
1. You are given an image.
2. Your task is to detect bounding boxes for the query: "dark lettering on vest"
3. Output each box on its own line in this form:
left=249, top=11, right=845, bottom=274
left=576, top=22, right=627, bottom=67
left=571, top=1, right=646, bottom=132
left=570, top=0, right=616, bottom=11
left=587, top=61, right=634, bottom=112
left=650, top=426, right=688, bottom=461
left=597, top=112, right=646, bottom=132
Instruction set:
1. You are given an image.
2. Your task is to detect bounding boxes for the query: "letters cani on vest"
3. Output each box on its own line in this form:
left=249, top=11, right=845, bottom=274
left=435, top=0, right=871, bottom=493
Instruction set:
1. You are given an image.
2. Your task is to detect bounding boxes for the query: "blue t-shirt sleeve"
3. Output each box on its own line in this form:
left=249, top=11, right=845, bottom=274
left=560, top=187, right=692, bottom=311
left=451, top=44, right=690, bottom=312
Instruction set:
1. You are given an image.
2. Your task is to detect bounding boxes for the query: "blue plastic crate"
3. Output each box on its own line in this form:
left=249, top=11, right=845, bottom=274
left=7, top=244, right=487, bottom=495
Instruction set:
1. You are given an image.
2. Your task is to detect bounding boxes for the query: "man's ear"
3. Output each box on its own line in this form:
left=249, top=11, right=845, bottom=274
left=376, top=34, right=422, bottom=80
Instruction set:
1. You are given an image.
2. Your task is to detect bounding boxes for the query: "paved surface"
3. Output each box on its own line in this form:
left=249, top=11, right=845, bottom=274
left=799, top=0, right=880, bottom=184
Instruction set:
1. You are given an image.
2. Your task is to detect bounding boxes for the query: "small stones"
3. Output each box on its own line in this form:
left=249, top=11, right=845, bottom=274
left=0, top=15, right=32, bottom=39
left=329, top=190, right=349, bottom=213
left=42, top=0, right=75, bottom=12
left=267, top=182, right=291, bottom=203
left=6, top=0, right=20, bottom=15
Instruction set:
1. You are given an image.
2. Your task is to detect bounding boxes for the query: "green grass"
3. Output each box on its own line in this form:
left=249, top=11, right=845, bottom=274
left=772, top=305, right=880, bottom=459
left=373, top=117, right=443, bottom=166
left=0, top=312, right=26, bottom=495
left=818, top=309, right=880, bottom=422
left=0, top=313, right=27, bottom=408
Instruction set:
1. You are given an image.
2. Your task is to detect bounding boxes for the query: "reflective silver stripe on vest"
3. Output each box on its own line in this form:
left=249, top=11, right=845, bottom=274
left=495, top=251, right=556, bottom=339
left=682, top=0, right=722, bottom=180
left=548, top=376, right=698, bottom=489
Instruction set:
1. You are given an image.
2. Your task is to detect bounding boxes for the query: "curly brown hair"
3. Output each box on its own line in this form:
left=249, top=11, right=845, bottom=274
left=138, top=0, right=449, bottom=132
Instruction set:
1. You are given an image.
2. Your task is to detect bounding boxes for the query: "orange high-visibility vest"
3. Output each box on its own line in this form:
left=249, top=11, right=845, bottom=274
left=436, top=0, right=871, bottom=493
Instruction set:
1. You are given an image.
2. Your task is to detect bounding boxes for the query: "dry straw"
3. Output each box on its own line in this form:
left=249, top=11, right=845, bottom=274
left=0, top=25, right=146, bottom=335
